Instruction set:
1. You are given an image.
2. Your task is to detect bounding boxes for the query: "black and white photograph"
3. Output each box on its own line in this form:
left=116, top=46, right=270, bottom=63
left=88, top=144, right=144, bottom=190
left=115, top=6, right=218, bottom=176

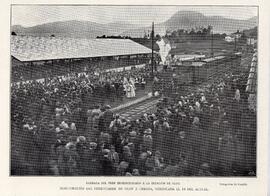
left=10, top=5, right=258, bottom=177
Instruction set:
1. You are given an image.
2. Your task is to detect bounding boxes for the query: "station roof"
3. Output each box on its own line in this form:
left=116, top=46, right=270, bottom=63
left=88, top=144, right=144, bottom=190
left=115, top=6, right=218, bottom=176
left=246, top=53, right=257, bottom=93
left=11, top=35, right=152, bottom=62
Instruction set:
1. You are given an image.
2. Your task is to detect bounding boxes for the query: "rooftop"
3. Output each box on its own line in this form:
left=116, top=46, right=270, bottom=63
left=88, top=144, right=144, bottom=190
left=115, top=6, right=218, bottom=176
left=11, top=35, right=152, bottom=62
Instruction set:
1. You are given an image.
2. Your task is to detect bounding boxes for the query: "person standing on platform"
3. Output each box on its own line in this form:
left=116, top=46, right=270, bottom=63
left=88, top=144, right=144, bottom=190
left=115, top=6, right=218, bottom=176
left=125, top=82, right=132, bottom=98
left=118, top=82, right=125, bottom=101
left=129, top=78, right=136, bottom=98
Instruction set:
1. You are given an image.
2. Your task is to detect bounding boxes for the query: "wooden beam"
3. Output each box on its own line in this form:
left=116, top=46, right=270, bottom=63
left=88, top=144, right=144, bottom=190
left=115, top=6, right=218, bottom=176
left=30, top=62, right=33, bottom=79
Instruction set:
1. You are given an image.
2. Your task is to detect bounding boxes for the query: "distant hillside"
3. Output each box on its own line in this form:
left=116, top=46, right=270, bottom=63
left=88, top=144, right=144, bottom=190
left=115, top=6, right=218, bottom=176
left=11, top=20, right=140, bottom=38
left=243, top=26, right=258, bottom=38
left=12, top=11, right=258, bottom=38
left=122, top=11, right=258, bottom=37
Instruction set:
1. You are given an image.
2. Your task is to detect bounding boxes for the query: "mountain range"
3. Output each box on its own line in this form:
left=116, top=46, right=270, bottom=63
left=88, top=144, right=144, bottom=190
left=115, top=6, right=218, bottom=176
left=12, top=11, right=258, bottom=38
left=12, top=20, right=141, bottom=38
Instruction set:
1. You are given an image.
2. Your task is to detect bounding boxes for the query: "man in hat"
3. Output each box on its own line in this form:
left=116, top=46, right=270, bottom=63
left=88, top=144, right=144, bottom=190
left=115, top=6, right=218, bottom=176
left=84, top=142, right=102, bottom=175
left=102, top=105, right=114, bottom=132
left=19, top=124, right=39, bottom=175
left=142, top=128, right=153, bottom=153
left=101, top=149, right=114, bottom=176
left=132, top=168, right=140, bottom=176
left=128, top=130, right=140, bottom=158
left=153, top=116, right=170, bottom=156
left=86, top=110, right=100, bottom=142
left=145, top=150, right=164, bottom=176
left=172, top=131, right=190, bottom=165
left=117, top=82, right=125, bottom=101
left=59, top=142, right=80, bottom=175
left=122, top=145, right=136, bottom=172
left=36, top=122, right=57, bottom=175
left=137, top=152, right=148, bottom=175
left=189, top=116, right=203, bottom=174
left=116, top=161, right=129, bottom=176
left=217, top=132, right=236, bottom=176
left=108, top=145, right=120, bottom=173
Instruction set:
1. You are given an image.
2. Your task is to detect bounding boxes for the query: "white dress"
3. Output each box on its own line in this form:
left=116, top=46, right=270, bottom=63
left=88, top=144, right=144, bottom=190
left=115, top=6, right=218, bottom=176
left=129, top=78, right=136, bottom=98
left=126, top=83, right=132, bottom=98
left=130, top=84, right=136, bottom=97
left=123, top=77, right=129, bottom=92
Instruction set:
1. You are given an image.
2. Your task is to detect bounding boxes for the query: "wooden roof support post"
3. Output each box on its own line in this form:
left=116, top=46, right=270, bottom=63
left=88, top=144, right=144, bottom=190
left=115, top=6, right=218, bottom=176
left=128, top=55, right=130, bottom=66
left=69, top=59, right=72, bottom=73
left=30, top=62, right=33, bottom=80
left=51, top=59, right=54, bottom=74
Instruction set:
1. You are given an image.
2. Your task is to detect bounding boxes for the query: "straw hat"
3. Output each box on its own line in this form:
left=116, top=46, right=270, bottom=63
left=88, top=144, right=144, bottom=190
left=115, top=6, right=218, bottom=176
left=144, top=128, right=152, bottom=135
left=129, top=131, right=137, bottom=137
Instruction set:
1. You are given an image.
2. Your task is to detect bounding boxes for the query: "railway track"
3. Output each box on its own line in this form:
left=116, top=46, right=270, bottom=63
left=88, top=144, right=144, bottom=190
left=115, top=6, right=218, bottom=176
left=117, top=97, right=161, bottom=120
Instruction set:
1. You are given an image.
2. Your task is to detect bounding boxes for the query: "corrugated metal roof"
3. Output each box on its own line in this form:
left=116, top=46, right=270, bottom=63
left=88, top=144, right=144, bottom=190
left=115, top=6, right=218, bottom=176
left=252, top=57, right=257, bottom=62
left=248, top=72, right=255, bottom=79
left=203, top=56, right=226, bottom=63
left=246, top=52, right=257, bottom=93
left=250, top=62, right=256, bottom=67
left=175, top=54, right=205, bottom=61
left=11, top=36, right=152, bottom=62
left=191, top=62, right=205, bottom=67
left=250, top=67, right=256, bottom=73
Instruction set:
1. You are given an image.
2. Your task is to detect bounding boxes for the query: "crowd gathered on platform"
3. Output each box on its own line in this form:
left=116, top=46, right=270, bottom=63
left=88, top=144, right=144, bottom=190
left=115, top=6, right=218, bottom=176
left=12, top=67, right=150, bottom=109
left=11, top=58, right=256, bottom=176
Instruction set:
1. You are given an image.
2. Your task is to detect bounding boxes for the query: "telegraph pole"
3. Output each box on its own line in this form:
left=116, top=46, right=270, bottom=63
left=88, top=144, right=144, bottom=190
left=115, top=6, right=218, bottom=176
left=234, top=30, right=239, bottom=51
left=211, top=26, right=214, bottom=57
left=151, top=22, right=154, bottom=80
left=151, top=22, right=155, bottom=96
left=234, top=35, right=237, bottom=51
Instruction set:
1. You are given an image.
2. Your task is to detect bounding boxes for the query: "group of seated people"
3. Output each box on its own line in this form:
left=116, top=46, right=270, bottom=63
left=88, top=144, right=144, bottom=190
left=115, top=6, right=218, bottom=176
left=11, top=59, right=256, bottom=176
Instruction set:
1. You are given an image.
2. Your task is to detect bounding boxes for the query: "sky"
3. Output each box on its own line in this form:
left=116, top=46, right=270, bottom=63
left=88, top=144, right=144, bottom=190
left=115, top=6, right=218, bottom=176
left=11, top=5, right=258, bottom=27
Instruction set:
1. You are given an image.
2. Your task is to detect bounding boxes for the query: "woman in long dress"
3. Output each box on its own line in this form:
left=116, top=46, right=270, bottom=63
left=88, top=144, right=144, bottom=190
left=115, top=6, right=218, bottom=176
left=123, top=77, right=129, bottom=88
left=129, top=77, right=136, bottom=98
left=123, top=77, right=129, bottom=97
left=125, top=82, right=132, bottom=98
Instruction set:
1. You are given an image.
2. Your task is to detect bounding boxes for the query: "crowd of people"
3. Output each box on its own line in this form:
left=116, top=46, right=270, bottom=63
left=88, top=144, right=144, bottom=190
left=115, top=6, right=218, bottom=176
left=11, top=56, right=256, bottom=176
left=12, top=56, right=151, bottom=82
left=12, top=67, right=149, bottom=114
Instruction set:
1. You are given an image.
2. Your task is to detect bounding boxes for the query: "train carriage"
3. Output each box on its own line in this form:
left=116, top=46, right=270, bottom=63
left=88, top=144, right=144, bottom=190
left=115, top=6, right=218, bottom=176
left=168, top=52, right=242, bottom=85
